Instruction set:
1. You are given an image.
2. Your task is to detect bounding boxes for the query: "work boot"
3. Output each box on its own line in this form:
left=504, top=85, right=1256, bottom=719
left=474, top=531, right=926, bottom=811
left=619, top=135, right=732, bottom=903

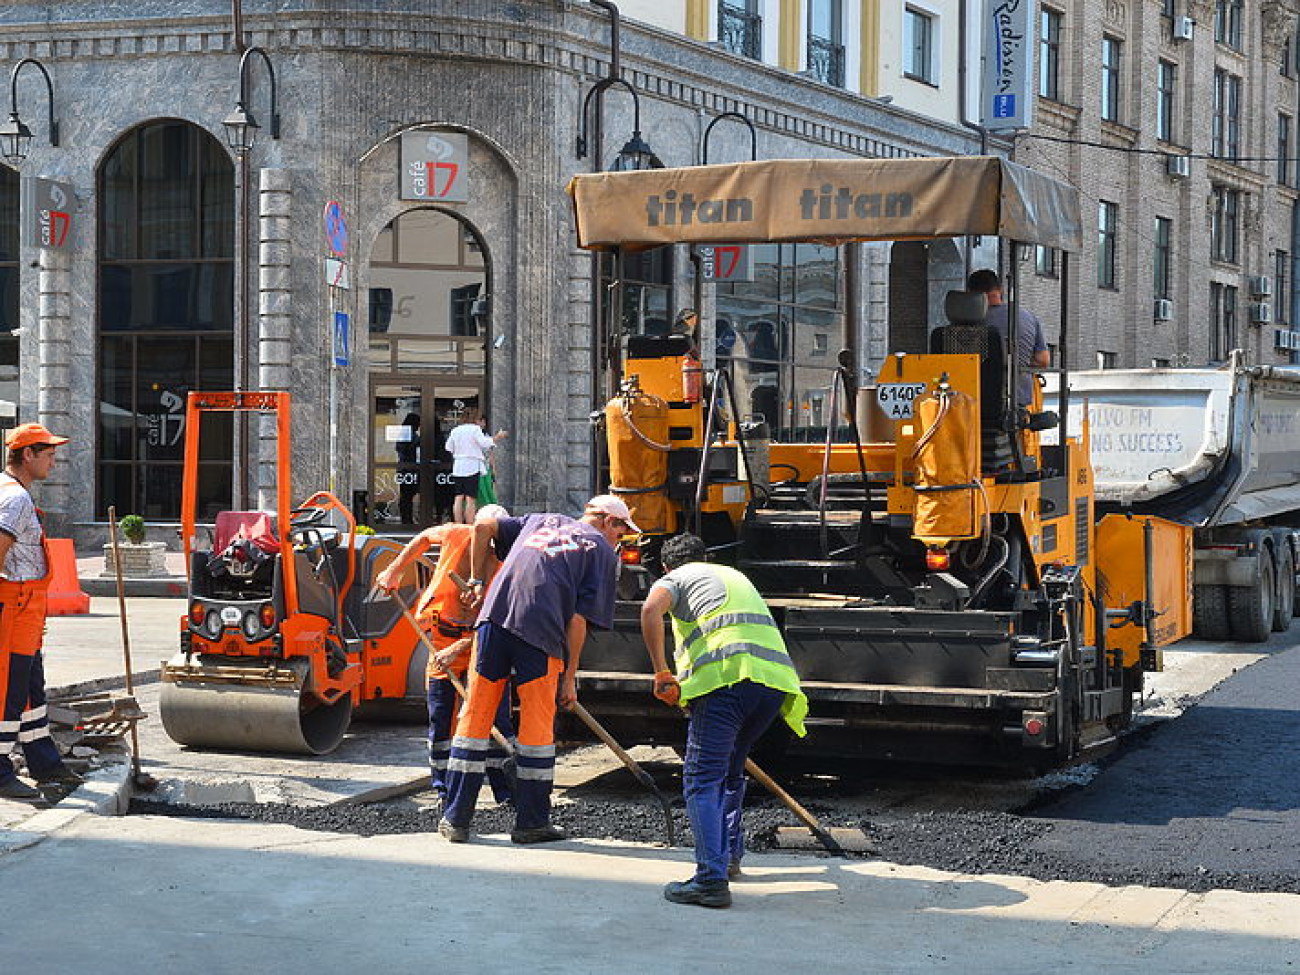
left=0, top=777, right=44, bottom=801
left=663, top=877, right=732, bottom=909
left=510, top=823, right=566, bottom=844
left=728, top=861, right=743, bottom=881
left=438, top=818, right=470, bottom=843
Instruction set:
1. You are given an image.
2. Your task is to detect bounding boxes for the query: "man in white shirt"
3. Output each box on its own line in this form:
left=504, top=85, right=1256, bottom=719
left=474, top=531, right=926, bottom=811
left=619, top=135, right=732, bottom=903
left=444, top=411, right=506, bottom=524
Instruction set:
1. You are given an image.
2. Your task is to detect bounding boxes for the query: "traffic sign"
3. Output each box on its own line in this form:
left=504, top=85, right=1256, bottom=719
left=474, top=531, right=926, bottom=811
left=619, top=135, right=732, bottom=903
left=333, top=311, right=350, bottom=367
left=323, top=200, right=349, bottom=256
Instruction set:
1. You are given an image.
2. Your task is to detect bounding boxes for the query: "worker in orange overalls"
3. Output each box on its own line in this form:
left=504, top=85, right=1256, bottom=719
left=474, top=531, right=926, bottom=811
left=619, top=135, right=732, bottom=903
left=0, top=424, right=85, bottom=801
left=376, top=504, right=514, bottom=802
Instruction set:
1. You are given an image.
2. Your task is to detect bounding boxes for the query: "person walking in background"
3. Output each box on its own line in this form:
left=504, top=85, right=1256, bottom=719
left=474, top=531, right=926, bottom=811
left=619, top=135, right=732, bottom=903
left=375, top=504, right=515, bottom=803
left=0, top=424, right=85, bottom=801
left=438, top=495, right=632, bottom=845
left=966, top=268, right=1050, bottom=409
left=445, top=409, right=506, bottom=524
left=640, top=533, right=807, bottom=909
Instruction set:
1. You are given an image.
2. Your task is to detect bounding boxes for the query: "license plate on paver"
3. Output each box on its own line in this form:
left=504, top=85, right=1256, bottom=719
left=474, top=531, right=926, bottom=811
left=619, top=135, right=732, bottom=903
left=221, top=607, right=242, bottom=624
left=876, top=383, right=927, bottom=419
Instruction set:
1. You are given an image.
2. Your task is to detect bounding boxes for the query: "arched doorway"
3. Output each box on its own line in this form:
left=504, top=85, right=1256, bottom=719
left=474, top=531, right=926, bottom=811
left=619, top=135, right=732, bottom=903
left=96, top=120, right=234, bottom=519
left=367, top=208, right=490, bottom=528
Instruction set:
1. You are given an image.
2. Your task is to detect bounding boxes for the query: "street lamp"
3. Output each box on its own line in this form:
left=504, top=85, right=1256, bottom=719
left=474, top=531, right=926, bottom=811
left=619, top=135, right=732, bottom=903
left=223, top=45, right=280, bottom=510
left=700, top=111, right=757, bottom=165
left=0, top=58, right=58, bottom=165
left=576, top=76, right=662, bottom=172
left=222, top=46, right=281, bottom=156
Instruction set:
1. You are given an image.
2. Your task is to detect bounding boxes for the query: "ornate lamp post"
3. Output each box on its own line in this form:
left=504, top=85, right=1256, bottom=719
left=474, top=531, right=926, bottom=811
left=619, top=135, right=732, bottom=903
left=0, top=58, right=58, bottom=164
left=223, top=45, right=281, bottom=508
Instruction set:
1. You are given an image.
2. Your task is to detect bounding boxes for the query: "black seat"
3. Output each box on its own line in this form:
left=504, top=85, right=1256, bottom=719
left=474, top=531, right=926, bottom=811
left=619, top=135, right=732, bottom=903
left=930, top=291, right=1014, bottom=471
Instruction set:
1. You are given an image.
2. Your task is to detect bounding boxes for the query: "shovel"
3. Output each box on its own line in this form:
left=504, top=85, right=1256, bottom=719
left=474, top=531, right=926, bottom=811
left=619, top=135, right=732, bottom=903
left=567, top=700, right=677, bottom=848
left=106, top=506, right=158, bottom=792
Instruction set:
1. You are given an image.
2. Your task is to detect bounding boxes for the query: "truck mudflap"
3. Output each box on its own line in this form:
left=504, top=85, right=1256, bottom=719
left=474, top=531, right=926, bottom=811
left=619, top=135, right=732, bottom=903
left=576, top=601, right=1070, bottom=764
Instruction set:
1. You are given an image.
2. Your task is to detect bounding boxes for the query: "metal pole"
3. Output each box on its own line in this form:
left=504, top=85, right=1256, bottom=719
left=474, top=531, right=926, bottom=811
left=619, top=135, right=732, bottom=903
left=233, top=150, right=251, bottom=509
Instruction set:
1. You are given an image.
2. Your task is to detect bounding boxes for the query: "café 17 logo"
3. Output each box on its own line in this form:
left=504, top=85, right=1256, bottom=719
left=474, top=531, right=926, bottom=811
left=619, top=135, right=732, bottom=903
left=409, top=134, right=461, bottom=199
left=41, top=182, right=71, bottom=248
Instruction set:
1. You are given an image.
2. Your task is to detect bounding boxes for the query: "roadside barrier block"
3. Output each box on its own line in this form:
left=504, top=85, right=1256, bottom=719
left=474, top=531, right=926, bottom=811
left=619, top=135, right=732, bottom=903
left=45, top=538, right=91, bottom=615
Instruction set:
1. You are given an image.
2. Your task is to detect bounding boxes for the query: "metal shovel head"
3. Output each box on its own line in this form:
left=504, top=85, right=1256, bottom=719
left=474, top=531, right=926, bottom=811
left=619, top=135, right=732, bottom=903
left=773, top=825, right=876, bottom=854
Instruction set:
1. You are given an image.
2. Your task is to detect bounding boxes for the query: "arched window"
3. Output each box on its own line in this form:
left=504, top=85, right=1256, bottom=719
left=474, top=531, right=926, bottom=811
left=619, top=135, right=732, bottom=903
left=97, top=120, right=234, bottom=519
left=0, top=165, right=18, bottom=404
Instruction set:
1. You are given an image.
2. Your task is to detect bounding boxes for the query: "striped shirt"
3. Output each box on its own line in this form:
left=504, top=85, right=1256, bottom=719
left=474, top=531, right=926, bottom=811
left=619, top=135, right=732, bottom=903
left=0, top=473, right=47, bottom=581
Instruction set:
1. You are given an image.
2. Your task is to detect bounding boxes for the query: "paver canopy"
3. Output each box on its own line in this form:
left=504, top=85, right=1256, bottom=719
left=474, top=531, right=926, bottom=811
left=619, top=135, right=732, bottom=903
left=568, top=155, right=1083, bottom=254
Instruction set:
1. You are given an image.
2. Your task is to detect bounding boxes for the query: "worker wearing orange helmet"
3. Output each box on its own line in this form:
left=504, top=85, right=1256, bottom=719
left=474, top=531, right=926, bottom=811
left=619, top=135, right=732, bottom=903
left=376, top=504, right=515, bottom=802
left=0, top=424, right=85, bottom=801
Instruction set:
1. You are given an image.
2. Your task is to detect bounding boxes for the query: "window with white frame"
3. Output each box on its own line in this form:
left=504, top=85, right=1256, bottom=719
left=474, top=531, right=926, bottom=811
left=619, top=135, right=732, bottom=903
left=904, top=6, right=936, bottom=84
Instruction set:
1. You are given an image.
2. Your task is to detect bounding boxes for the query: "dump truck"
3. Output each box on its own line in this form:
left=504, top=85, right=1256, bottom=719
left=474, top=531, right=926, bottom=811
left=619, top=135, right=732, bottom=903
left=1049, top=354, right=1300, bottom=644
left=566, top=156, right=1198, bottom=767
left=159, top=391, right=431, bottom=754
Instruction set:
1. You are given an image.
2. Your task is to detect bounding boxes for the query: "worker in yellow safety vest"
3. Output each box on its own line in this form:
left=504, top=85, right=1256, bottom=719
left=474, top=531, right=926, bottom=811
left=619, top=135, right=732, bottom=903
left=640, top=533, right=807, bottom=909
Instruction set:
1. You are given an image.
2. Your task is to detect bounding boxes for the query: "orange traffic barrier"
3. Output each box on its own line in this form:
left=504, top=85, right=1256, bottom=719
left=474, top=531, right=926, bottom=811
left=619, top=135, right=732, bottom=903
left=45, top=537, right=91, bottom=615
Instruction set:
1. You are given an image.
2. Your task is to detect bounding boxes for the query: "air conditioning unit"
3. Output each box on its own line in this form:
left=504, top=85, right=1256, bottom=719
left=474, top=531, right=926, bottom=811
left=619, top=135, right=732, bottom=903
left=1173, top=16, right=1194, bottom=40
left=1249, top=302, right=1273, bottom=324
left=1166, top=154, right=1191, bottom=178
left=1153, top=298, right=1174, bottom=320
left=1249, top=275, right=1273, bottom=297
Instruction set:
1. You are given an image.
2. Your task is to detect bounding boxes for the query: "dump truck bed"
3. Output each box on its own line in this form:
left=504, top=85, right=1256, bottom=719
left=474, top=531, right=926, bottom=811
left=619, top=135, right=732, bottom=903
left=1049, top=360, right=1300, bottom=525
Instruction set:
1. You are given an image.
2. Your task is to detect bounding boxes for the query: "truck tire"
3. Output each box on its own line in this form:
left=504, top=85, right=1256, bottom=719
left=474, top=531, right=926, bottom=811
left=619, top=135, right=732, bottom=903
left=1272, top=543, right=1295, bottom=631
left=1228, top=547, right=1275, bottom=643
left=1192, top=584, right=1231, bottom=641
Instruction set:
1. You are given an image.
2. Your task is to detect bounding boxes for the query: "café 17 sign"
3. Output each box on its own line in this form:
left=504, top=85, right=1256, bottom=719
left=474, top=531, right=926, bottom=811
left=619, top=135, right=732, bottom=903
left=21, top=176, right=75, bottom=250
left=401, top=130, right=469, bottom=203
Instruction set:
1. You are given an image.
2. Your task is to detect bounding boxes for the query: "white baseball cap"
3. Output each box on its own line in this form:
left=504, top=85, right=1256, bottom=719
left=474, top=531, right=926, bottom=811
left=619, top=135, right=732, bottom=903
left=584, top=494, right=641, bottom=533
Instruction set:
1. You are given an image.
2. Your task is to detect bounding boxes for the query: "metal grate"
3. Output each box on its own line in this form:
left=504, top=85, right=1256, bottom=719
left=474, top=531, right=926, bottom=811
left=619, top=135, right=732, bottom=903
left=807, top=35, right=846, bottom=87
left=719, top=2, right=762, bottom=59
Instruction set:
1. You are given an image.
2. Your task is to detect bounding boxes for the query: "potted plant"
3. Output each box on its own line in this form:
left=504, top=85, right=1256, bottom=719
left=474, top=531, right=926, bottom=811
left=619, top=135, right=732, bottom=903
left=102, top=514, right=170, bottom=579
left=119, top=514, right=147, bottom=545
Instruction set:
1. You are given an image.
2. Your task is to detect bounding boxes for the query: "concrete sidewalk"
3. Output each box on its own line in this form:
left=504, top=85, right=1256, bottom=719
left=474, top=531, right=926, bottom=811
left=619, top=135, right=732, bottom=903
left=2, top=813, right=1297, bottom=973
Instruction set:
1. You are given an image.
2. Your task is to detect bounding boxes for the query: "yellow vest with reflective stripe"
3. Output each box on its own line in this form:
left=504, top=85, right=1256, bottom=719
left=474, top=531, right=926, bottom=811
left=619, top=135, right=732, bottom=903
left=668, top=564, right=808, bottom=737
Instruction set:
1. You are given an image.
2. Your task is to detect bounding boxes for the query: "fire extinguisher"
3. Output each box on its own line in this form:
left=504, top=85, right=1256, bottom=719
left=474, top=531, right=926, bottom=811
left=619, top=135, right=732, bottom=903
left=681, top=352, right=703, bottom=404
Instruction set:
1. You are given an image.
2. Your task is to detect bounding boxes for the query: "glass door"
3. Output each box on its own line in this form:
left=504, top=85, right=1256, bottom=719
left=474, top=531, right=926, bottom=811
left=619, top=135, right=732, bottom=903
left=370, top=379, right=481, bottom=529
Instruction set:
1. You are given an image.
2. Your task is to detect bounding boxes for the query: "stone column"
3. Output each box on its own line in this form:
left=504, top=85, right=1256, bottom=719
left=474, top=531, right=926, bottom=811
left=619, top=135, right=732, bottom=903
left=37, top=247, right=73, bottom=522
left=256, top=168, right=292, bottom=510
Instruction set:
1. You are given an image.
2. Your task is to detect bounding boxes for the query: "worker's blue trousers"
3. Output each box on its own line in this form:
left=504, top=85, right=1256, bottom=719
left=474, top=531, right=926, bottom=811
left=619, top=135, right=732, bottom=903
left=0, top=648, right=64, bottom=784
left=426, top=674, right=515, bottom=803
left=683, top=680, right=785, bottom=884
left=444, top=623, right=560, bottom=831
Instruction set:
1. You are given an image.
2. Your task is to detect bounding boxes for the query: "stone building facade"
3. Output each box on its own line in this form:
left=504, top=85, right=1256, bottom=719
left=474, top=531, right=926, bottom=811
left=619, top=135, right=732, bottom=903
left=1017, top=0, right=1300, bottom=369
left=0, top=0, right=989, bottom=541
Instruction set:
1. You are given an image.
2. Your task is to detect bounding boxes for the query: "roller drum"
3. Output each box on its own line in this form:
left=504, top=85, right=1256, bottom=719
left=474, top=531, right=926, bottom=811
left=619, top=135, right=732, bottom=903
left=160, top=655, right=353, bottom=756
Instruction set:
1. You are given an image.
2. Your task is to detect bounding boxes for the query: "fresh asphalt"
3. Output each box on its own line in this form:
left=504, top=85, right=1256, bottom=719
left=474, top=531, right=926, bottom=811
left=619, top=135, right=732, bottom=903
left=0, top=589, right=1295, bottom=971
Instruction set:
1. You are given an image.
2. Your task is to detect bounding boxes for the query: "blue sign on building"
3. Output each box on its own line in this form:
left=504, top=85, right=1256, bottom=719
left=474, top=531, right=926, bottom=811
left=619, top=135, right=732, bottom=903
left=333, top=311, right=350, bottom=367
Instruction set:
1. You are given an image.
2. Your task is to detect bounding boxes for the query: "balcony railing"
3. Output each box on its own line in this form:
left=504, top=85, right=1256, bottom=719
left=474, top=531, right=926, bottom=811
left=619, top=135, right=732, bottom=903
left=807, top=34, right=845, bottom=88
left=719, top=3, right=762, bottom=60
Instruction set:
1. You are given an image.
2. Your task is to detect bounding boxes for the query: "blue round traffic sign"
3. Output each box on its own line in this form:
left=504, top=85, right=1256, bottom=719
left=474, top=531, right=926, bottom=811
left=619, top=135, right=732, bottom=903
left=323, top=200, right=349, bottom=256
